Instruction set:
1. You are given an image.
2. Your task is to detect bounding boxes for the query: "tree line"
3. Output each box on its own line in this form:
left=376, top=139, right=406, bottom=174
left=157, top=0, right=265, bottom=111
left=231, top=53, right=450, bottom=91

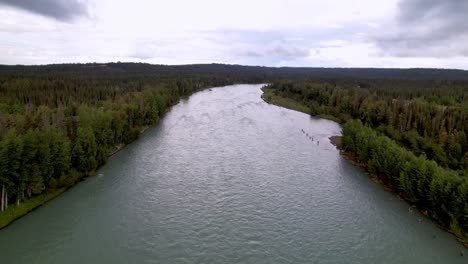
left=342, top=120, right=467, bottom=239
left=2, top=63, right=468, bottom=80
left=1, top=62, right=467, bottom=223
left=0, top=70, right=235, bottom=211
left=264, top=79, right=468, bottom=242
left=265, top=80, right=468, bottom=172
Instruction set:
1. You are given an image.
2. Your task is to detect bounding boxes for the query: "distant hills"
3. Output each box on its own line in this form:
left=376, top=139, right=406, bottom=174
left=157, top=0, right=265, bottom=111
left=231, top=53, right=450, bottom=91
left=1, top=62, right=468, bottom=80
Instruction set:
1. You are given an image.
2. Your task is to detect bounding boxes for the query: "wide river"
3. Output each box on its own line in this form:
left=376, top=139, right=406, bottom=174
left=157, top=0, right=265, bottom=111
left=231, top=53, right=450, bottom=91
left=0, top=84, right=465, bottom=263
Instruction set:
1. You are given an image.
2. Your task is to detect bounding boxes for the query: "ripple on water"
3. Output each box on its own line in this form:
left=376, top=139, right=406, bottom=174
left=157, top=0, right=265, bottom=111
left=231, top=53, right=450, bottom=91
left=0, top=84, right=466, bottom=264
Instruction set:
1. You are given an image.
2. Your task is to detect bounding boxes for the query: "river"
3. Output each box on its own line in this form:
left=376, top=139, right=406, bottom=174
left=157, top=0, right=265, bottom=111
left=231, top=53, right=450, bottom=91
left=0, top=84, right=465, bottom=263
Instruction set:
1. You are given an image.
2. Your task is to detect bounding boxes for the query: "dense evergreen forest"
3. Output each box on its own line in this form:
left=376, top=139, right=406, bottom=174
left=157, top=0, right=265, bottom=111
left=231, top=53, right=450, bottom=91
left=0, top=63, right=245, bottom=213
left=1, top=62, right=468, bottom=234
left=263, top=79, right=468, bottom=243
left=2, top=62, right=468, bottom=80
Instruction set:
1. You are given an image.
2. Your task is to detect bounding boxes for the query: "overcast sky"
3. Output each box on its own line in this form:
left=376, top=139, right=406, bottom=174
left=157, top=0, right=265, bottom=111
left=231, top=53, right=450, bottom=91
left=0, top=0, right=467, bottom=69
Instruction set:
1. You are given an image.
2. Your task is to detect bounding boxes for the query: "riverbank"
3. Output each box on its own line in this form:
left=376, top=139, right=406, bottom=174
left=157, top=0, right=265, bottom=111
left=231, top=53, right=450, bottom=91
left=0, top=88, right=211, bottom=230
left=328, top=136, right=468, bottom=248
left=0, top=188, right=66, bottom=229
left=261, top=89, right=468, bottom=249
left=261, top=87, right=341, bottom=123
left=0, top=129, right=145, bottom=229
left=1, top=83, right=466, bottom=263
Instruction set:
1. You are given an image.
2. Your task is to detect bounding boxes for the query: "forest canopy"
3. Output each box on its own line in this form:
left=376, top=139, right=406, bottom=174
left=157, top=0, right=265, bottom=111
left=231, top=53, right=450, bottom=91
left=263, top=77, right=468, bottom=241
left=1, top=63, right=467, bottom=239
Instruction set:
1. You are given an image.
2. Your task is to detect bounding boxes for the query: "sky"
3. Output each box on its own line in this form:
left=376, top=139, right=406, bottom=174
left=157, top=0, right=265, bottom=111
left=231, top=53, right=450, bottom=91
left=0, top=0, right=467, bottom=69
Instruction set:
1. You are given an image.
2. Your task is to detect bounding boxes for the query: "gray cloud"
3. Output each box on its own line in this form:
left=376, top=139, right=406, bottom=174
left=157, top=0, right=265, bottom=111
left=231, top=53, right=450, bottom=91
left=242, top=45, right=310, bottom=58
left=132, top=45, right=159, bottom=60
left=374, top=0, right=468, bottom=57
left=269, top=45, right=310, bottom=58
left=206, top=30, right=313, bottom=60
left=0, top=0, right=88, bottom=21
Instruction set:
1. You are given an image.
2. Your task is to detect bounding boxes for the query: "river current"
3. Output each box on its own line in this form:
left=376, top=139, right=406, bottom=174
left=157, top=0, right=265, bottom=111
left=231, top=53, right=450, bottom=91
left=0, top=84, right=465, bottom=263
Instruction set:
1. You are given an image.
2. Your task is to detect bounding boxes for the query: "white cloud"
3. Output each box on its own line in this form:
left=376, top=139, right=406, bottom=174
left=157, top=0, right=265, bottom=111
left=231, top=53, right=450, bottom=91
left=0, top=0, right=467, bottom=69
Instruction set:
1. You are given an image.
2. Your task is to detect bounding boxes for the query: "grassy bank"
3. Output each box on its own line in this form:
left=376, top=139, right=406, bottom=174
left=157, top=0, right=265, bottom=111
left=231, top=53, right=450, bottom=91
left=0, top=90, right=200, bottom=229
left=261, top=87, right=341, bottom=123
left=263, top=89, right=468, bottom=249
left=0, top=134, right=132, bottom=229
left=261, top=87, right=311, bottom=114
left=0, top=188, right=66, bottom=229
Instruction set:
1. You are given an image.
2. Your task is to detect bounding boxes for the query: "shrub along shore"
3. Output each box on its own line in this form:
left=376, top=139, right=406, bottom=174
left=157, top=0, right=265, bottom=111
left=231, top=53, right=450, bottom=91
left=262, top=83, right=468, bottom=247
left=0, top=68, right=239, bottom=228
left=1, top=63, right=467, bottom=239
left=0, top=125, right=146, bottom=229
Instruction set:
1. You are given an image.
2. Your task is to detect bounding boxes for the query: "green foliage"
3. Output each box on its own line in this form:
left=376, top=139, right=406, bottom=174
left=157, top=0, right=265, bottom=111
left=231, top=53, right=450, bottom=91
left=1, top=63, right=467, bottom=235
left=72, top=126, right=97, bottom=173
left=0, top=188, right=66, bottom=229
left=0, top=130, right=23, bottom=202
left=267, top=76, right=468, bottom=241
left=265, top=81, right=468, bottom=172
left=0, top=67, right=237, bottom=216
left=342, top=120, right=468, bottom=237
left=261, top=87, right=311, bottom=115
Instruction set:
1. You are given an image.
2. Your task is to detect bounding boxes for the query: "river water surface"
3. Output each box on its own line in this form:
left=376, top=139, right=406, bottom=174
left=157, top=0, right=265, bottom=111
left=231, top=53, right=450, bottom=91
left=0, top=84, right=465, bottom=263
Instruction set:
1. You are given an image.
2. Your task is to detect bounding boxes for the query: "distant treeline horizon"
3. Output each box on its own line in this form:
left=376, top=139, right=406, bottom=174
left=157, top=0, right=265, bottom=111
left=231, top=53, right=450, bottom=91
left=1, top=62, right=468, bottom=81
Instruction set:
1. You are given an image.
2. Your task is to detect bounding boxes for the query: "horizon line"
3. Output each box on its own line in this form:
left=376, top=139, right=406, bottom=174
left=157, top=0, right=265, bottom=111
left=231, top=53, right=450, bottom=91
left=1, top=62, right=467, bottom=71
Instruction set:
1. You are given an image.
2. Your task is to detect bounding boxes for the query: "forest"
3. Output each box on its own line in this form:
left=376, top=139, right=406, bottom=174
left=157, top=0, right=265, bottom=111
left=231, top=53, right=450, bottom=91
left=0, top=62, right=467, bottom=233
left=264, top=80, right=468, bottom=171
left=0, top=64, right=242, bottom=216
left=342, top=120, right=467, bottom=241
left=263, top=79, right=468, bottom=242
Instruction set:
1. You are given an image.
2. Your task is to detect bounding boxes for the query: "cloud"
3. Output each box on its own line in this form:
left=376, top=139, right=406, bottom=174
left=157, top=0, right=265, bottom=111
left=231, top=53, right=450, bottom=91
left=0, top=0, right=88, bottom=21
left=1, top=0, right=468, bottom=69
left=374, top=0, right=468, bottom=57
left=241, top=44, right=310, bottom=58
left=208, top=28, right=356, bottom=62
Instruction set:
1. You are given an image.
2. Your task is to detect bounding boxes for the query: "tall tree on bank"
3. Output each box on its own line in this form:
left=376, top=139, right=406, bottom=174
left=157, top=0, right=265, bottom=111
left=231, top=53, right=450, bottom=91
left=0, top=130, right=23, bottom=207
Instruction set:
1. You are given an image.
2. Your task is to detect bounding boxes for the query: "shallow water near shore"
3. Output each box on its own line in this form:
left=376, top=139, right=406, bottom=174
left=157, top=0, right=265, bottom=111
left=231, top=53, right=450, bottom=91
left=0, top=84, right=465, bottom=263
